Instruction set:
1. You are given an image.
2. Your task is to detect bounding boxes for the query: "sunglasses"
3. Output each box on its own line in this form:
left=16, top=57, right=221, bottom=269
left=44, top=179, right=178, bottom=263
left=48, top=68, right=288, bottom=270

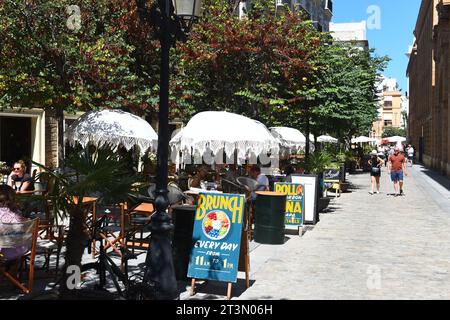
left=13, top=168, right=22, bottom=171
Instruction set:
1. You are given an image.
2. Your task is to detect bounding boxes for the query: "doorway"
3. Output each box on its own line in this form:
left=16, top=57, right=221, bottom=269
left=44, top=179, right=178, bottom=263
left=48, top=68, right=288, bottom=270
left=0, top=117, right=32, bottom=173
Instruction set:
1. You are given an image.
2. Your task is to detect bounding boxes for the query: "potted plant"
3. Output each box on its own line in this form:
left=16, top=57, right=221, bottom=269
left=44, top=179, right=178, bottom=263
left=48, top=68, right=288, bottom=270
left=344, top=150, right=358, bottom=173
left=300, top=151, right=333, bottom=201
left=32, top=145, right=137, bottom=299
left=142, top=152, right=157, bottom=175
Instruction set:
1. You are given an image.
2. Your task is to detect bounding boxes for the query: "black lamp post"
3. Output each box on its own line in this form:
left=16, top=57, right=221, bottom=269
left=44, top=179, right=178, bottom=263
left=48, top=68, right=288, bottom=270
left=137, top=0, right=201, bottom=300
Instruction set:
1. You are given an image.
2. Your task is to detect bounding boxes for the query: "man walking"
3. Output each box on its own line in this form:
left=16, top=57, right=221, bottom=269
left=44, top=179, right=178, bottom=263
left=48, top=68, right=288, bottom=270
left=388, top=146, right=408, bottom=196
left=406, top=144, right=414, bottom=166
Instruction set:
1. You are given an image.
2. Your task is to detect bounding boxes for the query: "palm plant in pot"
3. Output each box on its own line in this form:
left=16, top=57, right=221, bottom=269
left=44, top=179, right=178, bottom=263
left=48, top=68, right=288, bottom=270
left=300, top=151, right=333, bottom=199
left=32, top=145, right=137, bottom=299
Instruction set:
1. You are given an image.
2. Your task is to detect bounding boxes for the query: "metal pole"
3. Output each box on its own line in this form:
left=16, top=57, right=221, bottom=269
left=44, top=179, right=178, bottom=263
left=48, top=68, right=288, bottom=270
left=148, top=0, right=178, bottom=300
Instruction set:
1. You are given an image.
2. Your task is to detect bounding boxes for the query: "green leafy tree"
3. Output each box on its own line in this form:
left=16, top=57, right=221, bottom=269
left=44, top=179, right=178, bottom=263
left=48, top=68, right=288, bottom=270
left=305, top=38, right=389, bottom=146
left=263, top=33, right=389, bottom=163
left=382, top=126, right=406, bottom=138
left=0, top=0, right=162, bottom=166
left=177, top=0, right=319, bottom=124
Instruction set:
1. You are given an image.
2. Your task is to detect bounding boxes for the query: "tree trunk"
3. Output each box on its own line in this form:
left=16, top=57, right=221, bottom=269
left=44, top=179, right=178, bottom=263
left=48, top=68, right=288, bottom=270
left=305, top=115, right=310, bottom=173
left=57, top=108, right=65, bottom=171
left=59, top=206, right=89, bottom=298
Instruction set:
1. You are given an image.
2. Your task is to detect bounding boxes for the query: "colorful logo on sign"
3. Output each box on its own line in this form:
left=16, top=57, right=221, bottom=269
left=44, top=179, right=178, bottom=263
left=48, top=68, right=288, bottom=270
left=202, top=210, right=231, bottom=240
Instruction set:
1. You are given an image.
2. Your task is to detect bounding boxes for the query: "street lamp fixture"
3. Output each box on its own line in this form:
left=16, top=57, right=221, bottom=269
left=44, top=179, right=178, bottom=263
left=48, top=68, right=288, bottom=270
left=173, top=0, right=202, bottom=33
left=136, top=0, right=202, bottom=300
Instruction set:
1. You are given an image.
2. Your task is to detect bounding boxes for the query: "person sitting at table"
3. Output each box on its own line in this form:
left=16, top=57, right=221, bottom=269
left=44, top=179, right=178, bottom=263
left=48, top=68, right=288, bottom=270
left=189, top=165, right=209, bottom=189
left=223, top=164, right=237, bottom=182
left=0, top=185, right=28, bottom=262
left=248, top=165, right=269, bottom=201
left=249, top=165, right=269, bottom=191
left=7, top=160, right=34, bottom=192
left=284, top=165, right=295, bottom=182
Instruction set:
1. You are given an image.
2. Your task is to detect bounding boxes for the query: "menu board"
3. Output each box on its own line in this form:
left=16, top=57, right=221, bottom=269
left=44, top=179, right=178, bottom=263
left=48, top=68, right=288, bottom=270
left=274, top=182, right=305, bottom=226
left=323, top=169, right=340, bottom=180
left=187, top=192, right=245, bottom=283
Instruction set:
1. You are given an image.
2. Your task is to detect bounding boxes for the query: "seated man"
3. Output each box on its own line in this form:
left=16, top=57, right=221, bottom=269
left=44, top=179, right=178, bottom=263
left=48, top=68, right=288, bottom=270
left=249, top=165, right=269, bottom=201
left=7, top=160, right=34, bottom=192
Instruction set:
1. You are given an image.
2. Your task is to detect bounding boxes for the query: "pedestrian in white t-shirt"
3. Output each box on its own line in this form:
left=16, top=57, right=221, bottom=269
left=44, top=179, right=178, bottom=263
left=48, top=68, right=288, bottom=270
left=406, top=144, right=414, bottom=166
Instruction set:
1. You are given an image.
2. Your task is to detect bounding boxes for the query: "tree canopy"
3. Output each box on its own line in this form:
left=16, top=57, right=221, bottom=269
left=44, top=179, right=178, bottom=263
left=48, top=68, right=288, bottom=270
left=176, top=1, right=389, bottom=144
left=0, top=0, right=390, bottom=152
left=382, top=126, right=406, bottom=138
left=0, top=0, right=161, bottom=117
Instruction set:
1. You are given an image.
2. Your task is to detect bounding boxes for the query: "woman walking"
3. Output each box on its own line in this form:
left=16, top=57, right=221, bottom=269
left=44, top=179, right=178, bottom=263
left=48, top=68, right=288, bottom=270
left=368, top=150, right=384, bottom=195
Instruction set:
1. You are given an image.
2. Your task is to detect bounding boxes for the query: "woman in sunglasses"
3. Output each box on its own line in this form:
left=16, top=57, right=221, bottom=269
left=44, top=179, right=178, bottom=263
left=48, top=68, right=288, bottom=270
left=7, top=160, right=34, bottom=192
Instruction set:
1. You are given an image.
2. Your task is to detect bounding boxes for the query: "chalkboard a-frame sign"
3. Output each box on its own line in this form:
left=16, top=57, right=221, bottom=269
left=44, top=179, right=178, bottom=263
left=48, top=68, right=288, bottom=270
left=323, top=169, right=340, bottom=180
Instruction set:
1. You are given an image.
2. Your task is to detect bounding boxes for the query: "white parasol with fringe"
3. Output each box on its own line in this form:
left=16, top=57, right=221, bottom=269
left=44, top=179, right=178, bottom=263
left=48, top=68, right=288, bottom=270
left=169, top=111, right=279, bottom=162
left=65, top=109, right=158, bottom=155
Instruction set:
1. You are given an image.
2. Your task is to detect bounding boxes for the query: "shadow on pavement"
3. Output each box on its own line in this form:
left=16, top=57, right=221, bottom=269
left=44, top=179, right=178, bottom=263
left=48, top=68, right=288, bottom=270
left=418, top=166, right=450, bottom=192
left=348, top=170, right=370, bottom=175
left=320, top=206, right=340, bottom=214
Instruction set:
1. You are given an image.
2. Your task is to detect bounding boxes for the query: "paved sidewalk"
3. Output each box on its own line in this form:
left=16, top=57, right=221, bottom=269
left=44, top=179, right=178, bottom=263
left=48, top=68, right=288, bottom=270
left=234, top=165, right=450, bottom=300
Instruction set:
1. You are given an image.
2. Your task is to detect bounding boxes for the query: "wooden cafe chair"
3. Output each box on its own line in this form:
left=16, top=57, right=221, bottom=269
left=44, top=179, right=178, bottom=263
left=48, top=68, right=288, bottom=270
left=19, top=173, right=65, bottom=276
left=95, top=203, right=127, bottom=258
left=125, top=201, right=155, bottom=255
left=0, top=218, right=39, bottom=294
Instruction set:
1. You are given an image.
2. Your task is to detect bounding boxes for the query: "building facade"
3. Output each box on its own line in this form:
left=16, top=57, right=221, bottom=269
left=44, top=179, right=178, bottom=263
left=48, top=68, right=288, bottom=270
left=407, top=0, right=450, bottom=175
left=0, top=109, right=85, bottom=174
left=272, top=0, right=333, bottom=31
left=329, top=21, right=369, bottom=50
left=370, top=77, right=404, bottom=140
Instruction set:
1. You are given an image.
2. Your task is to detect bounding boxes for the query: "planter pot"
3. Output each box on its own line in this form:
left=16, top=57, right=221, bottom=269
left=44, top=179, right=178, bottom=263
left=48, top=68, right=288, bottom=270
left=341, top=182, right=350, bottom=193
left=318, top=197, right=332, bottom=212
left=317, top=172, right=324, bottom=199
left=340, top=163, right=346, bottom=182
left=345, top=160, right=357, bottom=173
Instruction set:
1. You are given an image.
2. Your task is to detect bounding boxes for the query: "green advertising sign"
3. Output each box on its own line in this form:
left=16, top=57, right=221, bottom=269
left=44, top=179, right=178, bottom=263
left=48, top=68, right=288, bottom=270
left=274, top=182, right=305, bottom=226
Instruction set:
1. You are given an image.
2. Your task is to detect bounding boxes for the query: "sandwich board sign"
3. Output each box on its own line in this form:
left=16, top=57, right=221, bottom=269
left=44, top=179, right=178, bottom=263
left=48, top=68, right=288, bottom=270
left=274, top=182, right=305, bottom=226
left=291, top=174, right=319, bottom=225
left=187, top=192, right=245, bottom=284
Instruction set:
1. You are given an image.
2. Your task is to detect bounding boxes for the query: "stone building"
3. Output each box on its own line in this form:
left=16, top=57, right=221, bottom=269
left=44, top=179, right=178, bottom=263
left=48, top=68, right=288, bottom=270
left=295, top=0, right=333, bottom=32
left=239, top=0, right=333, bottom=31
left=329, top=21, right=369, bottom=50
left=0, top=108, right=83, bottom=174
left=407, top=0, right=450, bottom=175
left=370, top=77, right=403, bottom=140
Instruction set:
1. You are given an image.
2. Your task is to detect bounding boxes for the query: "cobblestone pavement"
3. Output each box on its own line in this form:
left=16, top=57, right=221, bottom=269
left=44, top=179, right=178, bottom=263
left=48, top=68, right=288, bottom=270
left=237, top=164, right=450, bottom=300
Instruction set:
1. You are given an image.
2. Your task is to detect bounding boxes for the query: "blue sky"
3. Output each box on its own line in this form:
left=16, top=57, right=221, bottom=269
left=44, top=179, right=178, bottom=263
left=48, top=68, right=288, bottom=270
left=332, top=0, right=422, bottom=93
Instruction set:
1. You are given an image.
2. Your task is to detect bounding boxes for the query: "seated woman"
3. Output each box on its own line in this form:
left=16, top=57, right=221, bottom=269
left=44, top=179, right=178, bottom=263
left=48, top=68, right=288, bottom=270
left=0, top=185, right=28, bottom=262
left=7, top=160, right=35, bottom=192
